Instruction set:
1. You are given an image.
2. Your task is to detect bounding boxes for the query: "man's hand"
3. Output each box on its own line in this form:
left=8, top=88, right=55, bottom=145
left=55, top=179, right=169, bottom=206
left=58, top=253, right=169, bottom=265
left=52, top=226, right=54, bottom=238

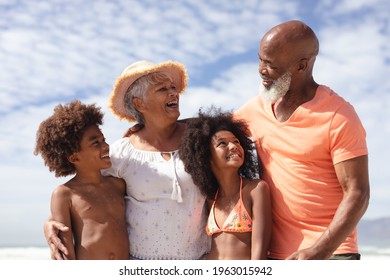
left=286, top=246, right=332, bottom=260
left=44, top=219, right=69, bottom=260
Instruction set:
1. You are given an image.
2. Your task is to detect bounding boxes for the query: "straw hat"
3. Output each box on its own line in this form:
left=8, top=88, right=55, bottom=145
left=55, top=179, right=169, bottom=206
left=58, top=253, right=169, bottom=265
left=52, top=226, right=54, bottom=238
left=108, top=60, right=188, bottom=122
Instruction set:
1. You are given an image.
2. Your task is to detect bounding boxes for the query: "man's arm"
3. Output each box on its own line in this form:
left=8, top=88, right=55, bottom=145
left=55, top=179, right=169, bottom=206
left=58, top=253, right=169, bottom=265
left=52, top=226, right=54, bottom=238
left=43, top=216, right=70, bottom=260
left=123, top=119, right=192, bottom=138
left=50, top=187, right=75, bottom=259
left=122, top=123, right=143, bottom=138
left=286, top=155, right=370, bottom=260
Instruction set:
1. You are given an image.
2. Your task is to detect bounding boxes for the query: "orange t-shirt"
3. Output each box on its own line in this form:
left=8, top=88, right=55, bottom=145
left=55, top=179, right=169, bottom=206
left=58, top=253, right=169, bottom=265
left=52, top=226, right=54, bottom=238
left=235, top=85, right=368, bottom=259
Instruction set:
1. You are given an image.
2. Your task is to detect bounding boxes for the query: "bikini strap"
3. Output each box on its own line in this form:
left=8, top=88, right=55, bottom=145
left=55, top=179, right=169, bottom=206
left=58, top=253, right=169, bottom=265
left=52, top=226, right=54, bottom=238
left=239, top=176, right=243, bottom=200
left=212, top=189, right=219, bottom=208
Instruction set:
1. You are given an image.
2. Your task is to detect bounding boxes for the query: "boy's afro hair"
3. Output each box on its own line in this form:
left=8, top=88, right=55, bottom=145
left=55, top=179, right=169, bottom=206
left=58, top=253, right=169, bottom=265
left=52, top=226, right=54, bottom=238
left=34, top=100, right=103, bottom=177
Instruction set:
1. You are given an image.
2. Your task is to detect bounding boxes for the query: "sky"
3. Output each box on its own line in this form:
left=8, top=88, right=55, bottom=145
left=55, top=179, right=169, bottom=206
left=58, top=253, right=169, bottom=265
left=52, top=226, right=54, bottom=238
left=0, top=0, right=388, bottom=247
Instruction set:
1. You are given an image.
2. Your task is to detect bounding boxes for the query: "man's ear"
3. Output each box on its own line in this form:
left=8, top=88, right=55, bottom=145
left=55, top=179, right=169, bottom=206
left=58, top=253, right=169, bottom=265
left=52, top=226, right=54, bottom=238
left=297, top=58, right=308, bottom=72
left=67, top=153, right=79, bottom=164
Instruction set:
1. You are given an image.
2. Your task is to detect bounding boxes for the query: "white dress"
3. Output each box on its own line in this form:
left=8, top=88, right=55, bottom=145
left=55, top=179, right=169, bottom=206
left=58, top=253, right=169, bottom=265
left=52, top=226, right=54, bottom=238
left=103, top=137, right=211, bottom=259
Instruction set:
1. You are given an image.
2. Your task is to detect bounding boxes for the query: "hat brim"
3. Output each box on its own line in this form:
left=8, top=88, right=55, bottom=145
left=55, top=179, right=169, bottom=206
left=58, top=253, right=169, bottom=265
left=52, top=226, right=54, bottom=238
left=108, top=61, right=188, bottom=123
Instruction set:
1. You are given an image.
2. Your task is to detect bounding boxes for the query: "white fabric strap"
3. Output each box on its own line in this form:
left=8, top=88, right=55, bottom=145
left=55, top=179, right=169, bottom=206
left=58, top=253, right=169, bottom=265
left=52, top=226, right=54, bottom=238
left=170, top=152, right=183, bottom=203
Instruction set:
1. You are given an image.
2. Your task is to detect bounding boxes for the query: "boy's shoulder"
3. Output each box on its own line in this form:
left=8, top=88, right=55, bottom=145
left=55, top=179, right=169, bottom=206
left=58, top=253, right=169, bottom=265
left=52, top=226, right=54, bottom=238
left=51, top=182, right=74, bottom=201
left=51, top=175, right=83, bottom=194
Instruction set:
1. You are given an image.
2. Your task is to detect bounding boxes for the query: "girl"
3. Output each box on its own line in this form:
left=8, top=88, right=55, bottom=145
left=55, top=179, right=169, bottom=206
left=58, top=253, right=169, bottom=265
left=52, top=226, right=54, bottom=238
left=180, top=107, right=272, bottom=260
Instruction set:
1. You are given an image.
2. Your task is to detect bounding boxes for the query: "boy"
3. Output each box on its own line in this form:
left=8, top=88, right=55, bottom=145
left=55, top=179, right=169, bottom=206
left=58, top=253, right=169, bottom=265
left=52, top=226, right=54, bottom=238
left=34, top=100, right=129, bottom=260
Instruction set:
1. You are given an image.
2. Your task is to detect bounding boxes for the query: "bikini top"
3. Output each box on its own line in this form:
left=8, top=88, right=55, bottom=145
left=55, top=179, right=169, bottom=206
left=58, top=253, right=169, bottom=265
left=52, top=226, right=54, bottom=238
left=206, top=177, right=252, bottom=236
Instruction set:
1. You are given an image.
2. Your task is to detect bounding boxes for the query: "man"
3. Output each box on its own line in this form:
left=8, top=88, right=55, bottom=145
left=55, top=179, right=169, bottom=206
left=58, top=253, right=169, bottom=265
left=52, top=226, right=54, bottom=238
left=235, top=20, right=370, bottom=260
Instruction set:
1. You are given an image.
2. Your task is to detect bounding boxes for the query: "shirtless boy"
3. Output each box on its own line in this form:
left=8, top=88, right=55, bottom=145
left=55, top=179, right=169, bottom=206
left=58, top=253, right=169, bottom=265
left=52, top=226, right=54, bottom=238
left=34, top=100, right=129, bottom=260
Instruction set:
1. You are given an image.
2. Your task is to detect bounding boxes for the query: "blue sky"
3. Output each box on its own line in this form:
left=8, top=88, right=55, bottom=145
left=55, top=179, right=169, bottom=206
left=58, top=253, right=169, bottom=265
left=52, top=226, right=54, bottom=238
left=0, top=0, right=388, bottom=247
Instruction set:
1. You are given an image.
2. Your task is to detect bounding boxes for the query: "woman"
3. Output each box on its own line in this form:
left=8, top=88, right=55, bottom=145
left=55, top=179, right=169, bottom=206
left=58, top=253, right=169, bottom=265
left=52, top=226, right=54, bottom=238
left=44, top=61, right=210, bottom=260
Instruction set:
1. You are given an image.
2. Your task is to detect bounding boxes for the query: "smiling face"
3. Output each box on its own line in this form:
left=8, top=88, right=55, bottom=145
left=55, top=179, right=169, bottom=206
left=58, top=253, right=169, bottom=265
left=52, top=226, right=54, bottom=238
left=257, top=21, right=319, bottom=105
left=70, top=124, right=111, bottom=171
left=133, top=72, right=181, bottom=123
left=210, top=130, right=245, bottom=175
left=257, top=36, right=294, bottom=105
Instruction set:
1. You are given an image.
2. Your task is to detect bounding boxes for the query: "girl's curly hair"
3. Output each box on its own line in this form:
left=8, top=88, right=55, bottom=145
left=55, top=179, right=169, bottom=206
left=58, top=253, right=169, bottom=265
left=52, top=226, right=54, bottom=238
left=34, top=100, right=104, bottom=177
left=180, top=107, right=261, bottom=199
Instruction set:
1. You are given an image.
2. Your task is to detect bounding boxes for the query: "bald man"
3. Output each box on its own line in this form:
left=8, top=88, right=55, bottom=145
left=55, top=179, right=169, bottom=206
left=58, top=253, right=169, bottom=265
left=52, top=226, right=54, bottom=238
left=235, top=20, right=370, bottom=260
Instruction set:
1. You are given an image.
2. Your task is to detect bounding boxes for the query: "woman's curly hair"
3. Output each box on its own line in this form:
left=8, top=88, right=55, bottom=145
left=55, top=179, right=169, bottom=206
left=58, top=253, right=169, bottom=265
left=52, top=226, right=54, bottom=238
left=180, top=107, right=261, bottom=199
left=34, top=100, right=104, bottom=177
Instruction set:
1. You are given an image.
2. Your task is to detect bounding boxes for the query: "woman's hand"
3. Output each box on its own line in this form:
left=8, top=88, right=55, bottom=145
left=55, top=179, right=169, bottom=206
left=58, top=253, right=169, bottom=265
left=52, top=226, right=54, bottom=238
left=122, top=123, right=144, bottom=138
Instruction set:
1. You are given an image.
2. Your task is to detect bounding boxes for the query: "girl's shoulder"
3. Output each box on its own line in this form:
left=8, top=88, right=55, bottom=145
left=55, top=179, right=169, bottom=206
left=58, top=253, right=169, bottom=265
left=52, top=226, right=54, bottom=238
left=242, top=178, right=268, bottom=189
left=241, top=179, right=270, bottom=214
left=242, top=178, right=270, bottom=197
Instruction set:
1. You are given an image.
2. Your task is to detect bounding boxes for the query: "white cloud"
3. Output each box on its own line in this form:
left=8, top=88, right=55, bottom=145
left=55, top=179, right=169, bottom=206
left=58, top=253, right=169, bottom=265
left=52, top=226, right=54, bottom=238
left=311, top=6, right=390, bottom=221
left=318, top=0, right=387, bottom=16
left=181, top=62, right=260, bottom=119
left=316, top=19, right=389, bottom=101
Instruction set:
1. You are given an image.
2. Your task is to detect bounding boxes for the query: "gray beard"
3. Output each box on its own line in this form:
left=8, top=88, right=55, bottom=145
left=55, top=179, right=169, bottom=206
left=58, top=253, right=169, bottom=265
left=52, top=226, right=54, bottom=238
left=259, top=72, right=292, bottom=105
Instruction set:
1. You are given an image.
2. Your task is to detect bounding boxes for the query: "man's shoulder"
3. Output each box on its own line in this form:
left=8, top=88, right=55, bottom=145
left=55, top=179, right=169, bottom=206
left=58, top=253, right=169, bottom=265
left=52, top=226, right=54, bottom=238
left=317, top=85, right=347, bottom=104
left=313, top=85, right=354, bottom=112
left=236, top=96, right=261, bottom=114
left=242, top=95, right=260, bottom=106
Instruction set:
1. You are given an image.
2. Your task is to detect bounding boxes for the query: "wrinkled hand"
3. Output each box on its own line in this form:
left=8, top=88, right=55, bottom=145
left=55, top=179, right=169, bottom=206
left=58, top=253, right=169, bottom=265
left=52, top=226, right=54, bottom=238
left=122, top=123, right=144, bottom=138
left=286, top=246, right=331, bottom=260
left=44, top=219, right=69, bottom=260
